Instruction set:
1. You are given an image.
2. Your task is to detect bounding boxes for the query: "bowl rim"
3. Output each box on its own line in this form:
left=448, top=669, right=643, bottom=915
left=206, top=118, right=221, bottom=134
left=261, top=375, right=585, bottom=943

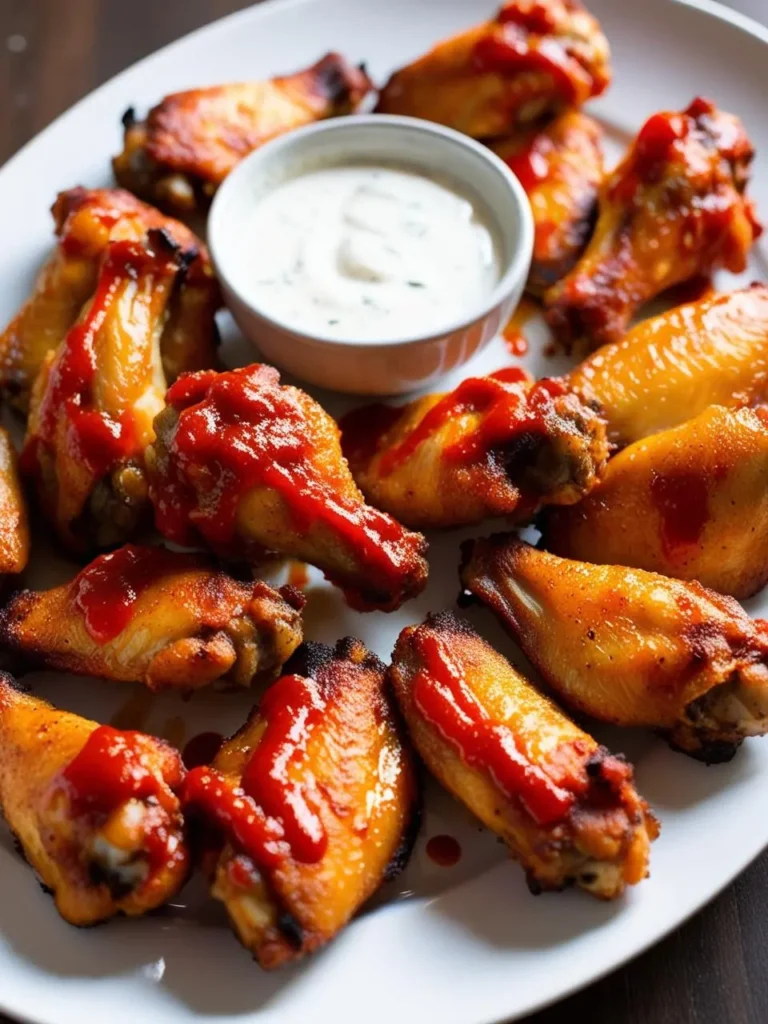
left=208, top=113, right=534, bottom=350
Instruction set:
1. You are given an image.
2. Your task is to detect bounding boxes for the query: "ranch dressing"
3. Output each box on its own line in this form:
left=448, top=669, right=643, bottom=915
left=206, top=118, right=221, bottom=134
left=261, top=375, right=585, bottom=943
left=244, top=164, right=501, bottom=341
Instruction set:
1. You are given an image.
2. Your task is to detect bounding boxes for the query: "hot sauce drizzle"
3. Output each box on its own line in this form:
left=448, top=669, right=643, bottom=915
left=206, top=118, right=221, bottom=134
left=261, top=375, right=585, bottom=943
left=182, top=673, right=328, bottom=869
left=425, top=834, right=462, bottom=867
left=74, top=544, right=198, bottom=643
left=411, top=632, right=574, bottom=826
left=21, top=238, right=173, bottom=482
left=377, top=371, right=564, bottom=475
left=650, top=471, right=710, bottom=558
left=502, top=299, right=537, bottom=356
left=152, top=365, right=419, bottom=599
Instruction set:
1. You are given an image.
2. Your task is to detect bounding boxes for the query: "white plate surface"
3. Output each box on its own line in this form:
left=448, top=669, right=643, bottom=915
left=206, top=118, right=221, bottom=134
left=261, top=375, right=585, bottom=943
left=1, top=1, right=768, bottom=1022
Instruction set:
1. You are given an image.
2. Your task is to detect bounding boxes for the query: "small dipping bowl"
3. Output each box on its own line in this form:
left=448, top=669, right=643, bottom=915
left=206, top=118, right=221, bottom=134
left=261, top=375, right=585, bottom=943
left=209, top=114, right=533, bottom=395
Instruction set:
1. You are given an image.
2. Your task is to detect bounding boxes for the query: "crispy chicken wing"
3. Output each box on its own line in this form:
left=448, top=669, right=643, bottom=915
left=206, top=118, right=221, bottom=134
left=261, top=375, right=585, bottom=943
left=147, top=365, right=428, bottom=612
left=376, top=0, right=610, bottom=138
left=340, top=369, right=608, bottom=529
left=543, top=405, right=768, bottom=599
left=21, top=230, right=189, bottom=552
left=0, top=428, right=29, bottom=576
left=545, top=97, right=761, bottom=352
left=0, top=545, right=304, bottom=692
left=390, top=612, right=655, bottom=898
left=567, top=284, right=768, bottom=445
left=182, top=637, right=418, bottom=968
left=0, top=187, right=219, bottom=412
left=490, top=110, right=603, bottom=295
left=0, top=674, right=188, bottom=925
left=461, top=535, right=768, bottom=761
left=113, top=54, right=372, bottom=213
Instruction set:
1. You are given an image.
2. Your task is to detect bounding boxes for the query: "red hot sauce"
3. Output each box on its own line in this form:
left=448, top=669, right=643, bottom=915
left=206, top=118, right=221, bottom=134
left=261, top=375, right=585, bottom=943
left=412, top=632, right=574, bottom=826
left=182, top=672, right=328, bottom=870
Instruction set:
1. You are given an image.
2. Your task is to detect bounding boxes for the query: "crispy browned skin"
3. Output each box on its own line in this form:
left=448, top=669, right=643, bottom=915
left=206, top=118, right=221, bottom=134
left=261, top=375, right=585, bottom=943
left=186, top=638, right=418, bottom=969
left=0, top=674, right=188, bottom=925
left=490, top=111, right=603, bottom=295
left=113, top=53, right=372, bottom=212
left=0, top=187, right=219, bottom=412
left=0, top=545, right=304, bottom=692
left=0, top=428, right=29, bottom=576
left=390, top=612, right=656, bottom=898
left=567, top=284, right=768, bottom=446
left=340, top=372, right=608, bottom=529
left=147, top=365, right=429, bottom=612
left=21, top=231, right=186, bottom=552
left=545, top=98, right=761, bottom=352
left=461, top=536, right=768, bottom=762
left=376, top=0, right=610, bottom=138
left=543, top=405, right=768, bottom=599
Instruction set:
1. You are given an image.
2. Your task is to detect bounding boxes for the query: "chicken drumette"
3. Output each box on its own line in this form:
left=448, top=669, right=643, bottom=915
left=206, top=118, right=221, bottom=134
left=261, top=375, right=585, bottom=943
left=545, top=97, right=761, bottom=352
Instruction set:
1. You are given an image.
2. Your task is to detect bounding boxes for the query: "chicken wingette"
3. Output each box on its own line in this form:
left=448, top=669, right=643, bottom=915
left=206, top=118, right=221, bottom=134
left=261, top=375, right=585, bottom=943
left=0, top=674, right=188, bottom=926
left=113, top=53, right=372, bottom=213
left=376, top=0, right=611, bottom=138
left=545, top=97, right=761, bottom=352
left=567, top=284, right=768, bottom=446
left=543, top=405, right=768, bottom=599
left=460, top=536, right=768, bottom=762
left=340, top=369, right=608, bottom=529
left=0, top=427, right=30, bottom=576
left=147, top=364, right=429, bottom=612
left=0, top=187, right=219, bottom=412
left=182, top=637, right=418, bottom=969
left=21, top=230, right=189, bottom=552
left=389, top=612, right=656, bottom=898
left=490, top=110, right=604, bottom=295
left=0, top=544, right=304, bottom=692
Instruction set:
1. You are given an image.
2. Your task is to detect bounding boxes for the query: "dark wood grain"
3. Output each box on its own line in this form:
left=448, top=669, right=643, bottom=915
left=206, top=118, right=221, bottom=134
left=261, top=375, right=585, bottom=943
left=0, top=2, right=766, bottom=1023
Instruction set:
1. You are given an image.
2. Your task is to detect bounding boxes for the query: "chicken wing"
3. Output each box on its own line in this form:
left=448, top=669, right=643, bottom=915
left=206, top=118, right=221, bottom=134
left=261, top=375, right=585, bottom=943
left=340, top=369, right=608, bottom=529
left=21, top=230, right=189, bottom=552
left=567, top=284, right=768, bottom=446
left=0, top=428, right=29, bottom=576
left=0, top=544, right=304, bottom=693
left=113, top=53, right=372, bottom=213
left=390, top=612, right=655, bottom=898
left=0, top=673, right=188, bottom=925
left=0, top=187, right=219, bottom=412
left=543, top=405, right=768, bottom=599
left=182, top=637, right=418, bottom=968
left=147, top=365, right=429, bottom=612
left=545, top=97, right=761, bottom=352
left=375, top=0, right=611, bottom=138
left=490, top=110, right=603, bottom=295
left=460, top=535, right=768, bottom=761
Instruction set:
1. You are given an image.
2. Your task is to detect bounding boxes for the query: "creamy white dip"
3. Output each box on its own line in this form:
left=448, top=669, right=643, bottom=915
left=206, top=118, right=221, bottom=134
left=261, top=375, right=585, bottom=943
left=242, top=164, right=501, bottom=341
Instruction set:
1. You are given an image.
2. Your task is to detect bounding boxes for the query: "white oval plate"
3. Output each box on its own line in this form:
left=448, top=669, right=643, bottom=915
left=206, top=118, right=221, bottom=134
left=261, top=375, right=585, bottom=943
left=2, top=1, right=768, bottom=1022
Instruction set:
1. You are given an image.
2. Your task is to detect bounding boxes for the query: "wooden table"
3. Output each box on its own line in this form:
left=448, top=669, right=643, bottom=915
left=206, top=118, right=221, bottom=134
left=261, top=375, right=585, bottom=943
left=0, top=1, right=766, bottom=1022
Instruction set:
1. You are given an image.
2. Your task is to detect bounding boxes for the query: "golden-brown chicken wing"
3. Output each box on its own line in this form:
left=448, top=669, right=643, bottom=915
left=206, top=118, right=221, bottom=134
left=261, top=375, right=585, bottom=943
left=0, top=673, right=188, bottom=925
left=376, top=0, right=610, bottom=138
left=543, top=405, right=768, bottom=599
left=147, top=364, right=428, bottom=612
left=0, top=428, right=29, bottom=576
left=340, top=369, right=608, bottom=529
left=490, top=110, right=603, bottom=295
left=0, top=544, right=304, bottom=692
left=113, top=53, right=372, bottom=213
left=21, top=230, right=188, bottom=552
left=182, top=637, right=418, bottom=968
left=567, top=284, right=768, bottom=445
left=461, top=535, right=768, bottom=761
left=545, top=97, right=761, bottom=352
left=390, top=612, right=655, bottom=898
left=0, top=187, right=219, bottom=412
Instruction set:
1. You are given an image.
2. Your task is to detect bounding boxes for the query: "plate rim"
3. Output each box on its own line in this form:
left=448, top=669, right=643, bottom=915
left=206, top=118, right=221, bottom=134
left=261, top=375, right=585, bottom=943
left=1, top=1, right=768, bottom=1023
